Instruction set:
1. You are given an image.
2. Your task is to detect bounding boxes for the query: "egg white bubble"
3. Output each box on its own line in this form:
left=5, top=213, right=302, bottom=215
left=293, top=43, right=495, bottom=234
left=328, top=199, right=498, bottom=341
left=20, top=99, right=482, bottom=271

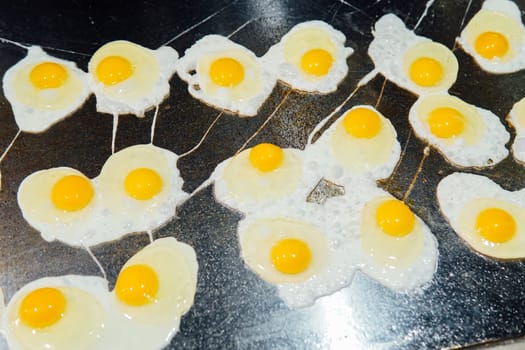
left=3, top=46, right=91, bottom=133
left=507, top=97, right=525, bottom=163
left=88, top=41, right=178, bottom=116
left=177, top=35, right=276, bottom=116
left=409, top=92, right=510, bottom=168
left=262, top=20, right=353, bottom=93
left=368, top=14, right=458, bottom=95
left=238, top=197, right=360, bottom=308
left=458, top=0, right=525, bottom=74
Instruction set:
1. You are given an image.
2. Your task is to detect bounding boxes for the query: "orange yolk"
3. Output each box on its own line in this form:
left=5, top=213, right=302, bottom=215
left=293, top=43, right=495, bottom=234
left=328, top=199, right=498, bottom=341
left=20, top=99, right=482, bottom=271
left=51, top=175, right=94, bottom=212
left=271, top=238, right=312, bottom=274
left=124, top=168, right=163, bottom=200
left=475, top=32, right=509, bottom=59
left=249, top=143, right=284, bottom=172
left=19, top=287, right=66, bottom=328
left=376, top=199, right=415, bottom=237
left=476, top=208, right=516, bottom=243
left=409, top=57, right=443, bottom=87
left=343, top=107, right=382, bottom=138
left=300, top=49, right=333, bottom=76
left=96, top=56, right=133, bottom=85
left=115, top=264, right=159, bottom=306
left=427, top=107, right=464, bottom=139
left=209, top=57, right=244, bottom=87
left=30, top=62, right=68, bottom=89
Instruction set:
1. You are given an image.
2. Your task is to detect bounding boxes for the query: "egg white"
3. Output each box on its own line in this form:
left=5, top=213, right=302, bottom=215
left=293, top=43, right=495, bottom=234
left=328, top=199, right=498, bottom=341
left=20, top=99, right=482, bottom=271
left=507, top=97, right=525, bottom=163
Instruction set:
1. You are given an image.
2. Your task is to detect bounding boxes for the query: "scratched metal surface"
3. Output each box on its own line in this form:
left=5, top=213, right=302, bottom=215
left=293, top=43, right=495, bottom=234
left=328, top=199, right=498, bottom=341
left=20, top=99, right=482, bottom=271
left=0, top=0, right=525, bottom=349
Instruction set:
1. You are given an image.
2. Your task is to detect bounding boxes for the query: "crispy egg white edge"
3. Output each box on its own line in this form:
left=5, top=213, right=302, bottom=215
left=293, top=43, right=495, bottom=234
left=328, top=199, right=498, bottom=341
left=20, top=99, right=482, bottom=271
left=507, top=97, right=525, bottom=163
left=176, top=34, right=277, bottom=117
left=369, top=14, right=455, bottom=96
left=262, top=20, right=354, bottom=94
left=307, top=105, right=401, bottom=182
left=88, top=42, right=178, bottom=116
left=457, top=0, right=525, bottom=74
left=2, top=46, right=91, bottom=133
left=408, top=93, right=510, bottom=167
left=237, top=196, right=360, bottom=308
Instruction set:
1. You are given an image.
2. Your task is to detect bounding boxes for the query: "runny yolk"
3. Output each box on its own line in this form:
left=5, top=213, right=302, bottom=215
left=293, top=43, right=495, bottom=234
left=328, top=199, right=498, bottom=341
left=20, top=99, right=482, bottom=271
left=475, top=32, right=509, bottom=59
left=249, top=143, right=284, bottom=172
left=124, top=168, right=163, bottom=200
left=376, top=199, right=415, bottom=237
left=300, top=48, right=333, bottom=76
left=115, top=264, right=159, bottom=306
left=209, top=57, right=244, bottom=87
left=409, top=57, right=443, bottom=87
left=96, top=56, right=133, bottom=85
left=427, top=107, right=464, bottom=139
left=19, top=287, right=66, bottom=328
left=271, top=238, right=312, bottom=274
left=475, top=208, right=516, bottom=243
left=343, top=107, right=381, bottom=138
left=51, top=175, right=94, bottom=212
left=30, top=62, right=68, bottom=89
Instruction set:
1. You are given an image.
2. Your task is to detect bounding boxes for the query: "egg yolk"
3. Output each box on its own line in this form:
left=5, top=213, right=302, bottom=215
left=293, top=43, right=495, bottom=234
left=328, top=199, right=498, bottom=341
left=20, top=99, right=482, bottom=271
left=30, top=62, right=68, bottom=89
left=51, top=175, right=94, bottom=212
left=409, top=57, right=443, bottom=87
left=249, top=143, right=284, bottom=172
left=124, top=168, right=163, bottom=200
left=343, top=107, right=381, bottom=138
left=475, top=32, right=509, bottom=59
left=427, top=107, right=464, bottom=139
left=96, top=56, right=133, bottom=85
left=115, top=264, right=159, bottom=306
left=376, top=199, right=415, bottom=237
left=300, top=49, right=333, bottom=76
left=271, top=238, right=312, bottom=274
left=19, top=287, right=66, bottom=328
left=475, top=208, right=516, bottom=243
left=209, top=57, right=244, bottom=87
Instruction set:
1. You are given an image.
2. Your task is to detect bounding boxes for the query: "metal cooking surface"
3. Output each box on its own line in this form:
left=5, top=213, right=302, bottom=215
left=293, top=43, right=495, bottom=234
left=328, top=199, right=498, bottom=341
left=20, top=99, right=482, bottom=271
left=1, top=0, right=525, bottom=349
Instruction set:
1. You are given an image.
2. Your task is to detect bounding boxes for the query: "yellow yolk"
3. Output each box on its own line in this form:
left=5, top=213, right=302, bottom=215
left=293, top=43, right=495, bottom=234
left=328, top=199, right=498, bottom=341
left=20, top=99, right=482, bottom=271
left=343, top=107, right=381, bottom=138
left=30, top=62, right=68, bottom=89
left=124, top=168, right=163, bottom=200
left=249, top=143, right=284, bottom=172
left=475, top=32, right=509, bottom=59
left=300, top=49, right=333, bottom=76
left=19, top=287, right=66, bottom=328
left=96, top=56, right=133, bottom=85
left=271, top=238, right=312, bottom=274
left=209, top=57, right=244, bottom=87
left=476, top=208, right=516, bottom=243
left=409, top=57, right=443, bottom=87
left=376, top=199, right=415, bottom=237
left=115, top=264, right=159, bottom=306
left=427, top=107, right=464, bottom=138
left=51, top=175, right=94, bottom=212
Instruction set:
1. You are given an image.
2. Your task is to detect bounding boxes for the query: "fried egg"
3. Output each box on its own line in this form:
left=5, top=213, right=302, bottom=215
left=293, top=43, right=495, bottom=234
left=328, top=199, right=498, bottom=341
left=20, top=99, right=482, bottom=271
left=438, top=172, right=525, bottom=259
left=357, top=192, right=438, bottom=291
left=106, top=237, right=198, bottom=349
left=368, top=14, right=458, bottom=95
left=88, top=40, right=178, bottom=116
left=507, top=97, right=525, bottom=163
left=238, top=198, right=358, bottom=308
left=212, top=143, right=319, bottom=213
left=458, top=0, right=525, bottom=74
left=1, top=275, right=109, bottom=350
left=408, top=92, right=509, bottom=167
left=2, top=46, right=91, bottom=133
left=97, top=144, right=188, bottom=237
left=307, top=105, right=401, bottom=183
left=177, top=35, right=276, bottom=116
left=262, top=20, right=353, bottom=93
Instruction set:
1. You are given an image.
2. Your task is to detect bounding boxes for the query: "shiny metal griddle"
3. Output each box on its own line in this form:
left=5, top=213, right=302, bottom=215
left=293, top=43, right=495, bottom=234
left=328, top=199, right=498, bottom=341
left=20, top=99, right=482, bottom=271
left=1, top=0, right=525, bottom=349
